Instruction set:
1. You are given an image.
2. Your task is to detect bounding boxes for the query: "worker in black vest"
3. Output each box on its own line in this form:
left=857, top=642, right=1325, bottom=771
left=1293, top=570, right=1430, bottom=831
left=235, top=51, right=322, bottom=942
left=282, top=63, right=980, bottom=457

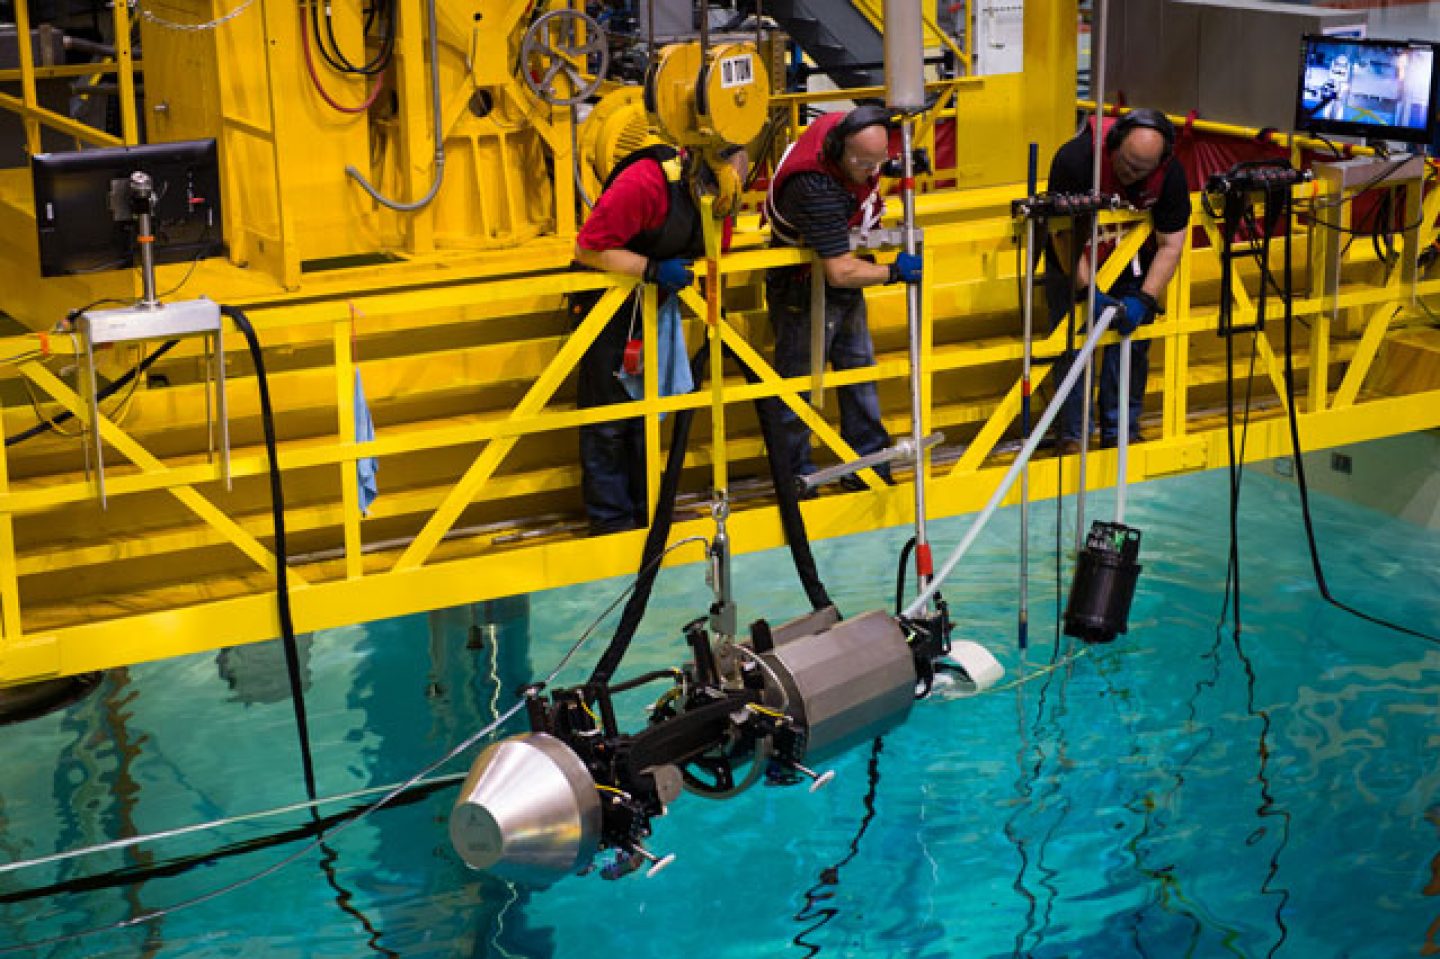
left=1044, top=108, right=1189, bottom=450
left=572, top=144, right=745, bottom=534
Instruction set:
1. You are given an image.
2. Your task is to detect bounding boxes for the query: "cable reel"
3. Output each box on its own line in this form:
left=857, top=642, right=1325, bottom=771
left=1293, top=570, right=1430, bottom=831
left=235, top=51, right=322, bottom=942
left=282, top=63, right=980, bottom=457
left=519, top=8, right=608, bottom=106
left=643, top=39, right=769, bottom=217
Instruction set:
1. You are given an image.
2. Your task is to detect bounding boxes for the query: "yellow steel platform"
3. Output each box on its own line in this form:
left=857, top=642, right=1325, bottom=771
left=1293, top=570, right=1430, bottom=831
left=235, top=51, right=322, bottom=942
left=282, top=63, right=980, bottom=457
left=3, top=1, right=1440, bottom=685
left=4, top=176, right=1440, bottom=685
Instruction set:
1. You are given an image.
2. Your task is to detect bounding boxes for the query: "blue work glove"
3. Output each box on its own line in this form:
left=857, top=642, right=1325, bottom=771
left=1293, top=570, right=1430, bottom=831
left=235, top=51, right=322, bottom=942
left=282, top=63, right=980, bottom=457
left=888, top=251, right=923, bottom=285
left=1093, top=291, right=1130, bottom=333
left=644, top=257, right=693, bottom=292
left=1117, top=291, right=1158, bottom=336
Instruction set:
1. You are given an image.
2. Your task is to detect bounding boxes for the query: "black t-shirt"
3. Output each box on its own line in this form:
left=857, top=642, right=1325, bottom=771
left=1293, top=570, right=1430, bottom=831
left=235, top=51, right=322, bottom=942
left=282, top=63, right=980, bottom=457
left=769, top=171, right=862, bottom=304
left=1042, top=131, right=1190, bottom=308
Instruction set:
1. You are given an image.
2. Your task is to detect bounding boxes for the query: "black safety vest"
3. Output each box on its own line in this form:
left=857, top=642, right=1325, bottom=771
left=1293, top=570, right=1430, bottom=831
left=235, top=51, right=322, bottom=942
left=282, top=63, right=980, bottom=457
left=603, top=145, right=705, bottom=261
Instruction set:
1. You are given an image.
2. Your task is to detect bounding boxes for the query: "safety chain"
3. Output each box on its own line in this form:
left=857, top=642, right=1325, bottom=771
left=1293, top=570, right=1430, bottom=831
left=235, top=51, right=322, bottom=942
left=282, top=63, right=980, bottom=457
left=137, top=0, right=257, bottom=32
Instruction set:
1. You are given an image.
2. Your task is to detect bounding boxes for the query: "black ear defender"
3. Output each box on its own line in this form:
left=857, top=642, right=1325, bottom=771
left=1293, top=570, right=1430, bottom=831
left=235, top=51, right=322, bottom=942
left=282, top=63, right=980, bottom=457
left=1105, top=108, right=1175, bottom=162
left=822, top=103, right=895, bottom=166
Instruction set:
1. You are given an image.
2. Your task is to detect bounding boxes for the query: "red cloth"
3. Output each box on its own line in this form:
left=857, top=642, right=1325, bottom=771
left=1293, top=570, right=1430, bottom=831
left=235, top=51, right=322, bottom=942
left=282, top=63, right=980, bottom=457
left=577, top=159, right=670, bottom=252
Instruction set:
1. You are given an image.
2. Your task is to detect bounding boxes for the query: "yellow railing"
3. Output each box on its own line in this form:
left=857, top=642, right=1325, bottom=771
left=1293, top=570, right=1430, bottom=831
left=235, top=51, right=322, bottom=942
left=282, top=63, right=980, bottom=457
left=0, top=3, right=139, bottom=152
left=4, top=113, right=1440, bottom=683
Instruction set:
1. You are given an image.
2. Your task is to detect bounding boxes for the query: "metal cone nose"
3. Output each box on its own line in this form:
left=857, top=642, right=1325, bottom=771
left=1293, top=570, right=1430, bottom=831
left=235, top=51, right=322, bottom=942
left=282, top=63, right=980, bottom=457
left=449, top=733, right=601, bottom=885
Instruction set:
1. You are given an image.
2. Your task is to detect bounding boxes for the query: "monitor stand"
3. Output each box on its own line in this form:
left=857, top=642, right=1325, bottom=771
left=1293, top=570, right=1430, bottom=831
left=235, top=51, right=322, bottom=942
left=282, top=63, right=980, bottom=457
left=76, top=171, right=229, bottom=507
left=1310, top=153, right=1424, bottom=324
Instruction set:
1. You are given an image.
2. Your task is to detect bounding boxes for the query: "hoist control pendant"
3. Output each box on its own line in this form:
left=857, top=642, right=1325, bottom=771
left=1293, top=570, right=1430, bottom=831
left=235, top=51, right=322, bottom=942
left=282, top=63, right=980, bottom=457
left=1063, top=522, right=1143, bottom=644
left=450, top=733, right=601, bottom=885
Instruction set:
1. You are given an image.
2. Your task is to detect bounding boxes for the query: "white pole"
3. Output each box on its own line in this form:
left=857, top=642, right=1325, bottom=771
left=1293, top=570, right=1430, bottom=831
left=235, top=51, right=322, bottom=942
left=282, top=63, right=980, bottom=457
left=903, top=305, right=1119, bottom=618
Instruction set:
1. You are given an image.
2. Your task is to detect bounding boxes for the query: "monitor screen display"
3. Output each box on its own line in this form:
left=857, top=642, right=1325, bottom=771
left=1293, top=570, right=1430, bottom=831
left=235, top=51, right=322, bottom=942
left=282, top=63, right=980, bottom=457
left=31, top=139, right=224, bottom=278
left=1296, top=35, right=1438, bottom=144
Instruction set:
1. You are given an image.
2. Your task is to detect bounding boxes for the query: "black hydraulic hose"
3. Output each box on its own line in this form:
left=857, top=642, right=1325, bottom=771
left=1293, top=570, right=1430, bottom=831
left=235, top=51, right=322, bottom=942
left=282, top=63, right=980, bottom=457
left=894, top=536, right=916, bottom=616
left=219, top=306, right=319, bottom=801
left=1218, top=196, right=1245, bottom=637
left=588, top=328, right=837, bottom=688
left=1277, top=203, right=1440, bottom=647
left=750, top=389, right=834, bottom=613
left=222, top=305, right=396, bottom=955
left=5, top=339, right=179, bottom=447
left=588, top=342, right=712, bottom=688
left=607, top=668, right=683, bottom=695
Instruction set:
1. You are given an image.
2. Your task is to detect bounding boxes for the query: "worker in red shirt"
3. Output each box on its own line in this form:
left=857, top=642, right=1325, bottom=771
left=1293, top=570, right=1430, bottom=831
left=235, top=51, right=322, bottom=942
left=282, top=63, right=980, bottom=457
left=572, top=144, right=745, bottom=535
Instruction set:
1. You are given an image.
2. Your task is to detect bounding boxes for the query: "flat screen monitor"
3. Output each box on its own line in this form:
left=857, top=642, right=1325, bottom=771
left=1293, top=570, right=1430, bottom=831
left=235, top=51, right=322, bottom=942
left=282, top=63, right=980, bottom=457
left=31, top=138, right=224, bottom=278
left=1296, top=35, right=1438, bottom=145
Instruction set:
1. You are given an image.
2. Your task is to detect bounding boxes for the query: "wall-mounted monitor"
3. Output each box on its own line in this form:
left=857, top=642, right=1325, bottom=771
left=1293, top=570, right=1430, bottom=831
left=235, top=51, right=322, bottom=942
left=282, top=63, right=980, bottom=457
left=1296, top=35, right=1438, bottom=145
left=31, top=139, right=224, bottom=278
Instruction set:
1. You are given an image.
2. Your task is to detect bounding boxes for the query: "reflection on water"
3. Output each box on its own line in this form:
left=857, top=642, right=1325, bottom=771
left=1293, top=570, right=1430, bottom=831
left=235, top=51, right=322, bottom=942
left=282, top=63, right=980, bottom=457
left=1, top=467, right=1439, bottom=958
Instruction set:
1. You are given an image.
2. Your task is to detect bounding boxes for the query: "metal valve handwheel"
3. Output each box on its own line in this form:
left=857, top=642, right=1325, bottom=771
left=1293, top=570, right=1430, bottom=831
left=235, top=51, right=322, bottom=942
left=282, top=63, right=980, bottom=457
left=520, top=9, right=608, bottom=106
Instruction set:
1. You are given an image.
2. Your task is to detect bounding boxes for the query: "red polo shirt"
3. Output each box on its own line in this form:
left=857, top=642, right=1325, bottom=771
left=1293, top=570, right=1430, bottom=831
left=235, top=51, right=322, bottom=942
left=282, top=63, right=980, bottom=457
left=577, top=160, right=670, bottom=252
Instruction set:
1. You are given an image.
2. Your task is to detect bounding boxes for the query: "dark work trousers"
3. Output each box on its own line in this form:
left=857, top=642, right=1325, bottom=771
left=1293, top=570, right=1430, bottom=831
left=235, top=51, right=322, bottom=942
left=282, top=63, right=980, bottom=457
left=767, top=278, right=891, bottom=479
left=575, top=290, right=646, bottom=533
left=1046, top=287, right=1149, bottom=445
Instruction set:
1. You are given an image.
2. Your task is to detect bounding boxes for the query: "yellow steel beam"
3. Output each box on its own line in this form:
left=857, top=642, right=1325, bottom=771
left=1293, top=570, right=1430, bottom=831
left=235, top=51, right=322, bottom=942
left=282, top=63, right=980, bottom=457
left=642, top=283, right=662, bottom=520
left=394, top=284, right=632, bottom=571
left=110, top=0, right=139, bottom=144
left=9, top=384, right=1440, bottom=684
left=18, top=361, right=306, bottom=584
left=0, top=392, right=20, bottom=640
left=1333, top=304, right=1401, bottom=410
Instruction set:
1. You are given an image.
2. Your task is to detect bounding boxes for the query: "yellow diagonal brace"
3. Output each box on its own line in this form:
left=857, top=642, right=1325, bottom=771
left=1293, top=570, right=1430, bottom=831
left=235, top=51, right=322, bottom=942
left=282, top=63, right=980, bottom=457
left=1199, top=219, right=1255, bottom=318
left=1333, top=304, right=1401, bottom=410
left=708, top=313, right=883, bottom=487
left=1096, top=220, right=1154, bottom=291
left=21, top=362, right=306, bottom=584
left=950, top=364, right=1055, bottom=476
left=1252, top=334, right=1291, bottom=415
left=394, top=283, right=633, bottom=571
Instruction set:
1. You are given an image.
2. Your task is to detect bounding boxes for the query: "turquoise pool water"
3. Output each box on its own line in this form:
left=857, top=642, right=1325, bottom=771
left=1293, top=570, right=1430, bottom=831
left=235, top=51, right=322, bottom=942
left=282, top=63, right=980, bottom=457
left=1, top=461, right=1438, bottom=958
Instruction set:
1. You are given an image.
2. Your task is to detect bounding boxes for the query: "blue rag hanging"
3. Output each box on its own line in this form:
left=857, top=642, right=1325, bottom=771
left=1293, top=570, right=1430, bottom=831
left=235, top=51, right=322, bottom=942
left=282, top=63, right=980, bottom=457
left=617, top=293, right=693, bottom=405
left=354, top=369, right=379, bottom=516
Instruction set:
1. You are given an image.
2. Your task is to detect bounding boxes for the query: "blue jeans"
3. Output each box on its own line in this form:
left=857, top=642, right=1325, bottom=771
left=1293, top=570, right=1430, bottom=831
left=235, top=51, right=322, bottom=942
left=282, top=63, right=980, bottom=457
left=1049, top=297, right=1149, bottom=444
left=767, top=280, right=891, bottom=478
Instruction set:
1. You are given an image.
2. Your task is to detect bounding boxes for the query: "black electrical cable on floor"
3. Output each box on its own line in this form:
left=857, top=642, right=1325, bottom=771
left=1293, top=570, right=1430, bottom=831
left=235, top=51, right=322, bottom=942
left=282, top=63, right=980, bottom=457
left=1276, top=201, right=1440, bottom=647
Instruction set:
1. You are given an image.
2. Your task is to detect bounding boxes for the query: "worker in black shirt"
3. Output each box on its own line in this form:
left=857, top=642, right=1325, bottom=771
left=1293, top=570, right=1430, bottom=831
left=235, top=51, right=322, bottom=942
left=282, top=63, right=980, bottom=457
left=764, top=105, right=922, bottom=485
left=1043, top=108, right=1189, bottom=450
